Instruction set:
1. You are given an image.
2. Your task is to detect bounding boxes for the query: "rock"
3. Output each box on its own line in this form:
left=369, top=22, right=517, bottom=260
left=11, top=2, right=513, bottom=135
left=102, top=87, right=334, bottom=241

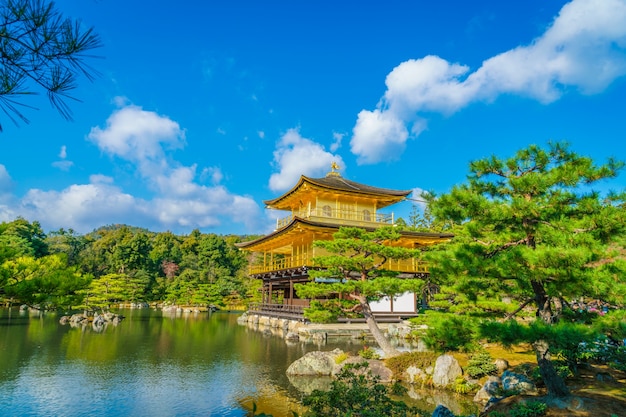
left=285, top=331, right=300, bottom=342
left=286, top=349, right=344, bottom=376
left=431, top=405, right=457, bottom=417
left=405, top=365, right=428, bottom=384
left=432, top=354, right=463, bottom=387
left=311, top=332, right=327, bottom=342
left=236, top=313, right=248, bottom=324
left=59, top=316, right=70, bottom=325
left=501, top=370, right=538, bottom=395
left=494, top=358, right=509, bottom=373
left=69, top=314, right=88, bottom=326
left=337, top=357, right=393, bottom=383
left=595, top=372, right=615, bottom=382
left=473, top=376, right=501, bottom=404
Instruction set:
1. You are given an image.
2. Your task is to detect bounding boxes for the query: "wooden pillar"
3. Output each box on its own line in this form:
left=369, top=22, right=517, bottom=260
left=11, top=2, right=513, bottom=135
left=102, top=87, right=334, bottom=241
left=268, top=281, right=273, bottom=304
left=289, top=280, right=294, bottom=305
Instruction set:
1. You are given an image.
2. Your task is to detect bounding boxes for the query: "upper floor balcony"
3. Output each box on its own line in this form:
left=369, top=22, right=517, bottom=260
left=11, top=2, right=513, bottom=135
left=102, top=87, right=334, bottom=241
left=275, top=206, right=395, bottom=230
left=248, top=253, right=429, bottom=276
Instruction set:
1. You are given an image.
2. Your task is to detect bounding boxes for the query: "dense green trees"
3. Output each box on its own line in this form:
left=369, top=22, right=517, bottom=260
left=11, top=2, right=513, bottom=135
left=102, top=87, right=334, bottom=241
left=424, top=142, right=626, bottom=397
left=0, top=220, right=256, bottom=311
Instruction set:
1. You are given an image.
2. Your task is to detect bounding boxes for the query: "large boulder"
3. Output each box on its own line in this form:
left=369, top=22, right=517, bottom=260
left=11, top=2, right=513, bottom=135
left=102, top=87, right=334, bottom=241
left=286, top=349, right=344, bottom=376
left=473, top=375, right=501, bottom=404
left=431, top=405, right=457, bottom=417
left=405, top=365, right=429, bottom=384
left=432, top=354, right=463, bottom=387
left=494, top=358, right=509, bottom=373
left=501, top=370, right=538, bottom=395
left=336, top=356, right=393, bottom=383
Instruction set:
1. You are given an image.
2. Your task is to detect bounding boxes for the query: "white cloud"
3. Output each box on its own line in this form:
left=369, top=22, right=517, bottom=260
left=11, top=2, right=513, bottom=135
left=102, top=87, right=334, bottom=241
left=52, top=145, right=73, bottom=171
left=269, top=129, right=345, bottom=192
left=19, top=181, right=145, bottom=233
left=51, top=160, right=74, bottom=171
left=410, top=187, right=428, bottom=210
left=0, top=164, right=13, bottom=204
left=87, top=103, right=186, bottom=164
left=258, top=130, right=265, bottom=139
left=330, top=132, right=344, bottom=152
left=351, top=0, right=626, bottom=164
left=0, top=103, right=262, bottom=233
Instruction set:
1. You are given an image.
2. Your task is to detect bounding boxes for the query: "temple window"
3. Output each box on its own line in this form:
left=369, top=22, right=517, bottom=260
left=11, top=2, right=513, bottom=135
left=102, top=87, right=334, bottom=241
left=363, top=209, right=371, bottom=221
left=322, top=205, right=332, bottom=217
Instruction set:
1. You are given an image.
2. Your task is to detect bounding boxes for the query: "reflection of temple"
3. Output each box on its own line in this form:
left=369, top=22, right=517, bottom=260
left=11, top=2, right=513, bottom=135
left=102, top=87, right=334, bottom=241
left=237, top=165, right=453, bottom=321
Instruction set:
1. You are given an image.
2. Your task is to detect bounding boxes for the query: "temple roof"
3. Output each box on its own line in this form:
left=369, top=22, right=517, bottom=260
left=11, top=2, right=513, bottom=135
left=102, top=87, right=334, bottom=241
left=236, top=216, right=453, bottom=251
left=264, top=173, right=412, bottom=210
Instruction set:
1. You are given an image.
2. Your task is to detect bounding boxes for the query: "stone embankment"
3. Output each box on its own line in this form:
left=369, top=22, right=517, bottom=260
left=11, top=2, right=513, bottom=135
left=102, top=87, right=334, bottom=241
left=237, top=312, right=413, bottom=342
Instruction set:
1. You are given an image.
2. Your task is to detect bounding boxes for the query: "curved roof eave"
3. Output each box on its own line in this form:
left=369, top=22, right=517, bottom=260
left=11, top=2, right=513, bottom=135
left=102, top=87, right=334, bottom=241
left=263, top=175, right=412, bottom=207
left=236, top=216, right=454, bottom=250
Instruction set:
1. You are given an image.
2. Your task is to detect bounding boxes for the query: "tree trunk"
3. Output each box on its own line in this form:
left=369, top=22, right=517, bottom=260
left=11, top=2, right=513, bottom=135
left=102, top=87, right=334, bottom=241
left=531, top=279, right=556, bottom=323
left=354, top=294, right=401, bottom=358
left=533, top=340, right=570, bottom=398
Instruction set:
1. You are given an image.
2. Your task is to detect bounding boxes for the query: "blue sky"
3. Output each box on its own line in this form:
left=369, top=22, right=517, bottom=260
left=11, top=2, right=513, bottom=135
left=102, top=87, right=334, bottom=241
left=1, top=0, right=625, bottom=235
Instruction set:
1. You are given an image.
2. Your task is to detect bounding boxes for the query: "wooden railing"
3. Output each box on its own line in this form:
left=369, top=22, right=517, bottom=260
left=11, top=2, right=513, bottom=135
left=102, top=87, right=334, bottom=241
left=276, top=207, right=394, bottom=230
left=248, top=303, right=306, bottom=320
left=249, top=255, right=429, bottom=275
left=249, top=254, right=310, bottom=274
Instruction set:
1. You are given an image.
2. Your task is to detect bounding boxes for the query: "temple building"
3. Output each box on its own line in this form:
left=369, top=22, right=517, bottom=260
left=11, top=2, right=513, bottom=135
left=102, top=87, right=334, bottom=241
left=237, top=164, right=453, bottom=321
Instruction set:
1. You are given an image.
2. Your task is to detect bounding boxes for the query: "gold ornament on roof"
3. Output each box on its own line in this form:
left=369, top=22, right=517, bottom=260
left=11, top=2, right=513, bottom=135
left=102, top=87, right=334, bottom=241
left=327, top=161, right=341, bottom=177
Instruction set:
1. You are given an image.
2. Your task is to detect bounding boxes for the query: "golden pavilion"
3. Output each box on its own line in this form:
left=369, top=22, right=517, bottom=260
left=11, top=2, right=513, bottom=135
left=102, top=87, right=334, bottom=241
left=237, top=164, right=452, bottom=320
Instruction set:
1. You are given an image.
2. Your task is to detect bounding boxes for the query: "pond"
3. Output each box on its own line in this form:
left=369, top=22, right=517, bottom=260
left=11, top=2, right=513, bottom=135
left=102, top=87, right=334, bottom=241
left=0, top=308, right=478, bottom=416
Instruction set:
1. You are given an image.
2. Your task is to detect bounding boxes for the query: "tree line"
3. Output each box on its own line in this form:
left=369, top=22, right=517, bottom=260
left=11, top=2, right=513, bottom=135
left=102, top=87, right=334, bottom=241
left=0, top=220, right=261, bottom=311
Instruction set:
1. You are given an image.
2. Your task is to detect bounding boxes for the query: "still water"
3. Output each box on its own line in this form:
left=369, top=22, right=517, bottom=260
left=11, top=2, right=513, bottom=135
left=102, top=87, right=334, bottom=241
left=0, top=308, right=478, bottom=417
left=0, top=308, right=362, bottom=417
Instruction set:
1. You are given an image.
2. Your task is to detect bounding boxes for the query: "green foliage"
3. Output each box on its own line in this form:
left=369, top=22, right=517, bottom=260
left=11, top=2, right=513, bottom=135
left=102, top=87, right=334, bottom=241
left=385, top=351, right=438, bottom=379
left=416, top=312, right=477, bottom=352
left=358, top=346, right=380, bottom=360
left=301, top=362, right=428, bottom=417
left=0, top=0, right=102, bottom=128
left=451, top=376, right=480, bottom=394
left=465, top=350, right=498, bottom=379
left=303, top=299, right=360, bottom=323
left=508, top=401, right=548, bottom=417
left=334, top=352, right=349, bottom=364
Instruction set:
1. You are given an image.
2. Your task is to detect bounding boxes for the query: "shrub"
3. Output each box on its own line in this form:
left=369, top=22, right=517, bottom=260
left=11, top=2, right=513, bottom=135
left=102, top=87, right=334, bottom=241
left=334, top=352, right=349, bottom=364
left=358, top=346, right=380, bottom=360
left=302, top=362, right=429, bottom=417
left=451, top=376, right=480, bottom=394
left=508, top=400, right=547, bottom=417
left=465, top=350, right=498, bottom=379
left=385, top=351, right=438, bottom=380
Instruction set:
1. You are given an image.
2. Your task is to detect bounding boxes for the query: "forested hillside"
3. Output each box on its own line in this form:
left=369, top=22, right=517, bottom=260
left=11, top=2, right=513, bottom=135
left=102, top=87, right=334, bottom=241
left=0, top=218, right=260, bottom=311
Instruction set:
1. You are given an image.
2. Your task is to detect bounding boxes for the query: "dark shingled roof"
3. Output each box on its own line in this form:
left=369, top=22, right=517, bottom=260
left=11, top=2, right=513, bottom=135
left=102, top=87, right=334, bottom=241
left=264, top=174, right=411, bottom=207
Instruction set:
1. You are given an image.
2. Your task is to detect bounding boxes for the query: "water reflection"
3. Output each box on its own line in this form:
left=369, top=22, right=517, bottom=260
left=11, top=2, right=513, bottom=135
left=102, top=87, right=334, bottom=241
left=0, top=309, right=479, bottom=416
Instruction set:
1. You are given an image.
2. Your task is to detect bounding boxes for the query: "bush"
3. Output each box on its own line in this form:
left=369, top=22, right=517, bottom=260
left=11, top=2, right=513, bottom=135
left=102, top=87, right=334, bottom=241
left=465, top=350, right=498, bottom=379
left=302, top=362, right=429, bottom=417
left=508, top=400, right=547, bottom=417
left=385, top=351, right=438, bottom=380
left=358, top=346, right=380, bottom=360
